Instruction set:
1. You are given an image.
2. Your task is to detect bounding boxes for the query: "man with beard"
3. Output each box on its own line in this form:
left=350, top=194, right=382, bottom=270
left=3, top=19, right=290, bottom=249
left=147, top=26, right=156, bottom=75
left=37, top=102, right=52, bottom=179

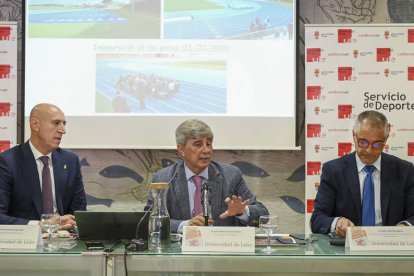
left=145, top=119, right=268, bottom=233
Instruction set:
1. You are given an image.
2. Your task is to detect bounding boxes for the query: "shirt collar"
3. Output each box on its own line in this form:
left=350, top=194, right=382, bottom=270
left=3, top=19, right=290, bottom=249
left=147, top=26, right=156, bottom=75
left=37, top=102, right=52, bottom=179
left=355, top=153, right=381, bottom=173
left=184, top=163, right=209, bottom=181
left=29, top=140, right=52, bottom=160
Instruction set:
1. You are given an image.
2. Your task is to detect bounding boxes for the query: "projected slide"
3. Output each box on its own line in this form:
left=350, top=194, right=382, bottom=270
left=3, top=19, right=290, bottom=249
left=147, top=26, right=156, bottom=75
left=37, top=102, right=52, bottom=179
left=24, top=0, right=297, bottom=149
left=164, top=0, right=293, bottom=40
left=28, top=0, right=160, bottom=38
left=95, top=54, right=227, bottom=113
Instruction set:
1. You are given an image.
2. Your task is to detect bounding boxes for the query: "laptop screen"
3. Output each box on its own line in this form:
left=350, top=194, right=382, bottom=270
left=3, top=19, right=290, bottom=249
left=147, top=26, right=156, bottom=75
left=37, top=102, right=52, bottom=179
left=75, top=211, right=149, bottom=241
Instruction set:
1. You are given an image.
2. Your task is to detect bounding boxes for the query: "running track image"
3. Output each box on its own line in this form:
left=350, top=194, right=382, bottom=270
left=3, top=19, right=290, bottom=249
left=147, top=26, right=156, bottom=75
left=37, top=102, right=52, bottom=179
left=29, top=8, right=128, bottom=24
left=95, top=59, right=227, bottom=114
left=27, top=1, right=160, bottom=38
left=164, top=0, right=293, bottom=39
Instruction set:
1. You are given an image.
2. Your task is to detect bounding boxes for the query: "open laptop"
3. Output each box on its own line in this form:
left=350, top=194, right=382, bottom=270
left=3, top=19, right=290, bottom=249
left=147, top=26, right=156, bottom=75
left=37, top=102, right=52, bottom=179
left=75, top=211, right=149, bottom=241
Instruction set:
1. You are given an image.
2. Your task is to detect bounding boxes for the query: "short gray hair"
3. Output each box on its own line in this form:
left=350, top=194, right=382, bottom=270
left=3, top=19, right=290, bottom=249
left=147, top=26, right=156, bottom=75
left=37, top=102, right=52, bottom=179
left=175, top=119, right=213, bottom=145
left=353, top=110, right=389, bottom=137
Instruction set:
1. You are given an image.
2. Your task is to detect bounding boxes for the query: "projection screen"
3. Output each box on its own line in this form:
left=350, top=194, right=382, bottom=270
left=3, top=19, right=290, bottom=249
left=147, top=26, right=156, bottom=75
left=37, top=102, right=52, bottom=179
left=24, top=0, right=298, bottom=149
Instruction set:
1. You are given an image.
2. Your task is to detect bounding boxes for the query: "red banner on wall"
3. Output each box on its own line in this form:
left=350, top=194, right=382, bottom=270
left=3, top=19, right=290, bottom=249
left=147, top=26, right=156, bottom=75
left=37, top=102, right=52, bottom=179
left=305, top=24, right=414, bottom=235
left=0, top=22, right=17, bottom=149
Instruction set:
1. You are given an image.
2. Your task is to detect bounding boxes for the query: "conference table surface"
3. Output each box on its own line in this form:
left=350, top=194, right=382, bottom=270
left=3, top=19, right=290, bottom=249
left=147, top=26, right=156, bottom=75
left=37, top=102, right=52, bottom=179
left=0, top=234, right=413, bottom=276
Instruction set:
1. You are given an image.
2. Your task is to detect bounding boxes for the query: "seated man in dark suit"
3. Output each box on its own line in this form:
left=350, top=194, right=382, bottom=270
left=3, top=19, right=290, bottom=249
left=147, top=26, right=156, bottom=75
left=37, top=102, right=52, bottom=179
left=0, top=103, right=87, bottom=230
left=311, top=110, right=414, bottom=237
left=145, top=119, right=268, bottom=233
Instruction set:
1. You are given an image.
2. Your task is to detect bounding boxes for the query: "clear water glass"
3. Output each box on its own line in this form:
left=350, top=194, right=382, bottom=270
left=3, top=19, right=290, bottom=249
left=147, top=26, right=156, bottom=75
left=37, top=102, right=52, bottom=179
left=40, top=213, right=60, bottom=251
left=259, top=215, right=279, bottom=254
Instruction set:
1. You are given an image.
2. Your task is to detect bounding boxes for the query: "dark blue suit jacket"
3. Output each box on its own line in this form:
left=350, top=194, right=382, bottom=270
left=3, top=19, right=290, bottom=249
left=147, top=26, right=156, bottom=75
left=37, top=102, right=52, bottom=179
left=0, top=141, right=87, bottom=224
left=311, top=152, right=414, bottom=233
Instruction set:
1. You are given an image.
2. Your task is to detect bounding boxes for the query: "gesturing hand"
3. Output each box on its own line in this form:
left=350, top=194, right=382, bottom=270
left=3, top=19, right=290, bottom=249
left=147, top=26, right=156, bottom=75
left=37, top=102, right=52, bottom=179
left=219, top=195, right=250, bottom=219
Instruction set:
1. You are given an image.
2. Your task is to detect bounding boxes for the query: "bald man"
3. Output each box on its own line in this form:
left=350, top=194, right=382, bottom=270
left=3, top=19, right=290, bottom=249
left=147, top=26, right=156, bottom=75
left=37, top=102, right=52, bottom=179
left=0, top=103, right=86, bottom=229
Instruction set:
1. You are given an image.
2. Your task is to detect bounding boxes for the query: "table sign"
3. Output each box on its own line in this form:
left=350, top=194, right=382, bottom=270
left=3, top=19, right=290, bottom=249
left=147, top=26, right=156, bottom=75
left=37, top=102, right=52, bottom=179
left=182, top=226, right=255, bottom=253
left=345, top=226, right=414, bottom=251
left=0, top=225, right=42, bottom=249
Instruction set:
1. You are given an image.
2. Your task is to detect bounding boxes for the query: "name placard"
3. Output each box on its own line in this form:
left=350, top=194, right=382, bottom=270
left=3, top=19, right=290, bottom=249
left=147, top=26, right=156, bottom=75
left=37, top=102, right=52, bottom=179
left=0, top=225, right=41, bottom=249
left=345, top=226, right=414, bottom=251
left=182, top=226, right=255, bottom=253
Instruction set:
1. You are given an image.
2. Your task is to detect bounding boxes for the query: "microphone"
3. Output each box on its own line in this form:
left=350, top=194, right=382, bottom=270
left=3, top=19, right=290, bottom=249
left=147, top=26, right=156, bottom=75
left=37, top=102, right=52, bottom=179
left=126, top=204, right=152, bottom=252
left=126, top=171, right=178, bottom=252
left=201, top=182, right=211, bottom=226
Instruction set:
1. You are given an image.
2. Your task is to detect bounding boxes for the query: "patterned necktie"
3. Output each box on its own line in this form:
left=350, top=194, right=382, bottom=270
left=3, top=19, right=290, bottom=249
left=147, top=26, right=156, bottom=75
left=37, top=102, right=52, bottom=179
left=362, top=165, right=375, bottom=226
left=193, top=175, right=203, bottom=217
left=40, top=156, right=54, bottom=214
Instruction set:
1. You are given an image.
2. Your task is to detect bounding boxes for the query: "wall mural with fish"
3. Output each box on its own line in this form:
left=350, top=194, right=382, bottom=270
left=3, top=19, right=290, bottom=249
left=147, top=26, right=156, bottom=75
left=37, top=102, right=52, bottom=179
left=73, top=149, right=306, bottom=233
left=3, top=0, right=411, bottom=234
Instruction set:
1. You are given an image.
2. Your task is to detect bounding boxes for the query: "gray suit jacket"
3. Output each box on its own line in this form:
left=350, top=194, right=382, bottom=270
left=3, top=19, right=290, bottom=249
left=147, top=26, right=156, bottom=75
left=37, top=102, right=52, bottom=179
left=146, top=160, right=268, bottom=232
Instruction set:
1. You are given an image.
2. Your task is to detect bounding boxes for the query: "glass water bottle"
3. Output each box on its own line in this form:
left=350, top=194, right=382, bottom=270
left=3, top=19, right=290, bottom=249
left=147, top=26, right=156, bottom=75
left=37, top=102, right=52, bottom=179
left=148, top=182, right=171, bottom=252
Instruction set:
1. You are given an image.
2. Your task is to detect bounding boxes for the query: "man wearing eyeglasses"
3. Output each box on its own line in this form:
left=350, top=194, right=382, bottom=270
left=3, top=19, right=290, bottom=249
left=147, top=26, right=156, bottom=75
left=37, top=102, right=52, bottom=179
left=311, top=110, right=414, bottom=237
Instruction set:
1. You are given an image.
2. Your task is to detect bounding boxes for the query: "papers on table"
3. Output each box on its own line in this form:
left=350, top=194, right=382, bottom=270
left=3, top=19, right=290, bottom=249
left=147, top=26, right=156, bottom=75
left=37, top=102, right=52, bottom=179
left=255, top=233, right=297, bottom=246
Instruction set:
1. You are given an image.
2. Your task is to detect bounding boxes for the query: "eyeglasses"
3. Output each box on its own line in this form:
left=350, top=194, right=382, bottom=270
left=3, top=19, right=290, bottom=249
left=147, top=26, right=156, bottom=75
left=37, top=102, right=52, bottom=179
left=355, top=137, right=384, bottom=150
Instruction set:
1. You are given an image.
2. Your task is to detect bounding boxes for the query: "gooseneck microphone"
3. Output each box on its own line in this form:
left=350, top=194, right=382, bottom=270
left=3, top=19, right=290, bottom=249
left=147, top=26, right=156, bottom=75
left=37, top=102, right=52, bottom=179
left=126, top=204, right=152, bottom=252
left=201, top=182, right=211, bottom=226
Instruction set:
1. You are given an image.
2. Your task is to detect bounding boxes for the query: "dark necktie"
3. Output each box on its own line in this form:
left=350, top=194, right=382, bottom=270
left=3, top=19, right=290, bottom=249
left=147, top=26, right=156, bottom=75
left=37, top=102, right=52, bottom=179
left=362, top=165, right=375, bottom=226
left=40, top=156, right=54, bottom=214
left=193, top=175, right=203, bottom=217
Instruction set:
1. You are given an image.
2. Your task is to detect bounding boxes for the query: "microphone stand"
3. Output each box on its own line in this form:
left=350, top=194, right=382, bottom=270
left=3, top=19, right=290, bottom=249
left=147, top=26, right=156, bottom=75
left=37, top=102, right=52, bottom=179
left=201, top=182, right=211, bottom=226
left=126, top=205, right=152, bottom=252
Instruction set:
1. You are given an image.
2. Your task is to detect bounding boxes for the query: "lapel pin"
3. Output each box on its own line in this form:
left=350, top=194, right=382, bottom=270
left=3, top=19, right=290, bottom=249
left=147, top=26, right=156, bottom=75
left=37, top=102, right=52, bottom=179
left=64, top=164, right=67, bottom=170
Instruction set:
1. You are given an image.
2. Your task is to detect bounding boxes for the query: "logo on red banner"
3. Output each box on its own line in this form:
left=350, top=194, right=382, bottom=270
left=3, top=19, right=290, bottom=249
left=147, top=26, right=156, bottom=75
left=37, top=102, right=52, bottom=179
left=307, top=124, right=321, bottom=138
left=408, top=67, right=414, bottom=81
left=408, top=142, right=414, bottom=156
left=307, top=161, right=321, bottom=175
left=307, top=199, right=315, bottom=213
left=0, top=64, right=11, bottom=79
left=338, top=29, right=352, bottom=43
left=408, top=29, right=414, bottom=43
left=338, top=142, right=352, bottom=156
left=0, top=26, right=11, bottom=40
left=338, top=104, right=352, bottom=119
left=0, top=102, right=11, bottom=116
left=377, top=48, right=391, bottom=62
left=307, top=48, right=321, bottom=62
left=338, top=67, right=352, bottom=81
left=0, top=140, right=10, bottom=153
left=307, top=86, right=321, bottom=100
left=353, top=49, right=358, bottom=58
